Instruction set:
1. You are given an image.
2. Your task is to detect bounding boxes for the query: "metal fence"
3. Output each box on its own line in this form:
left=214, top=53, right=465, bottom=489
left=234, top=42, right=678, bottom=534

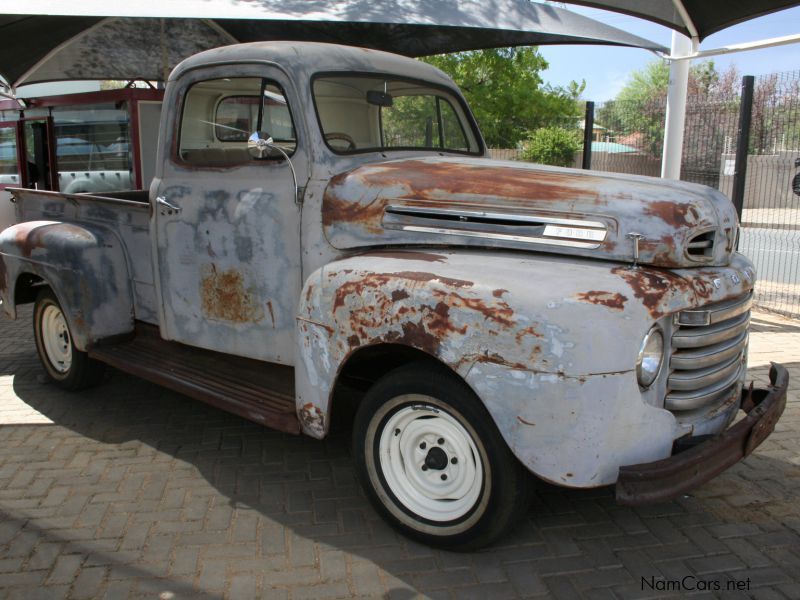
left=736, top=71, right=800, bottom=318
left=490, top=68, right=800, bottom=318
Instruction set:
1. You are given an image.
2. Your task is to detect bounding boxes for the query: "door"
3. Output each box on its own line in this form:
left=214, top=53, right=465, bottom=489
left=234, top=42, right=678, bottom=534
left=19, top=117, right=57, bottom=191
left=152, top=67, right=306, bottom=365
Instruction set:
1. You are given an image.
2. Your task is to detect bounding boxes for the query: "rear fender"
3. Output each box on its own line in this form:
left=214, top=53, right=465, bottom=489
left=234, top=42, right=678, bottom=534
left=0, top=221, right=134, bottom=350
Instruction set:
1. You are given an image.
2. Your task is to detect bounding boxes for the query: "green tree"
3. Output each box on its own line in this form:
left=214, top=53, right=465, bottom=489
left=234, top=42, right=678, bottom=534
left=422, top=48, right=584, bottom=148
left=595, top=59, right=741, bottom=160
left=520, top=127, right=580, bottom=166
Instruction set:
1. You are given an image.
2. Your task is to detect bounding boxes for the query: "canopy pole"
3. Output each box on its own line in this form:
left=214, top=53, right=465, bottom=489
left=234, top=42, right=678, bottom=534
left=667, top=33, right=800, bottom=60
left=660, top=31, right=695, bottom=179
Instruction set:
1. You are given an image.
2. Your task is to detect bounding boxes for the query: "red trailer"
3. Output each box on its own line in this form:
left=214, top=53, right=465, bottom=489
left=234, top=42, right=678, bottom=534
left=0, top=87, right=163, bottom=229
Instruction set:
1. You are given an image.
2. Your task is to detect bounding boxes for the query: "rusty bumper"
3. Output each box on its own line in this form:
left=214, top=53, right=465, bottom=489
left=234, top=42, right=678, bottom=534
left=616, top=363, right=788, bottom=506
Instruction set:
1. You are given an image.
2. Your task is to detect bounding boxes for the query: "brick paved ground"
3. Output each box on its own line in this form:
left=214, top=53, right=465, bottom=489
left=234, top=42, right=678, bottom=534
left=0, top=306, right=798, bottom=599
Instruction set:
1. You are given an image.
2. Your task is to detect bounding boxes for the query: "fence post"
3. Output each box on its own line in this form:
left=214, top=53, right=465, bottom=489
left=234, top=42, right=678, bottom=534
left=582, top=101, right=594, bottom=170
left=731, top=75, right=754, bottom=220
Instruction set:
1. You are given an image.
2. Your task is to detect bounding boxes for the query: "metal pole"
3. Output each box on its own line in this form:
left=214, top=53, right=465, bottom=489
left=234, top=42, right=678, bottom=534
left=582, top=101, right=594, bottom=170
left=731, top=75, right=755, bottom=221
left=661, top=31, right=694, bottom=179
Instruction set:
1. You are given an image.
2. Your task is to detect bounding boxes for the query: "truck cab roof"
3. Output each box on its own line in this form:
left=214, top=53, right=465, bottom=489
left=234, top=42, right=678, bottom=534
left=170, top=41, right=456, bottom=89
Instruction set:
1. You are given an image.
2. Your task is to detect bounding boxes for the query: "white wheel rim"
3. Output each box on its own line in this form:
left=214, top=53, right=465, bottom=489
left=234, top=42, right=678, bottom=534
left=377, top=403, right=484, bottom=523
left=41, top=304, right=72, bottom=374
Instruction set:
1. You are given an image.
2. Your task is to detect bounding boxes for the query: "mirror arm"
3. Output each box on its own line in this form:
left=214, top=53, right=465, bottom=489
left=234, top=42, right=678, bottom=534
left=268, top=143, right=299, bottom=205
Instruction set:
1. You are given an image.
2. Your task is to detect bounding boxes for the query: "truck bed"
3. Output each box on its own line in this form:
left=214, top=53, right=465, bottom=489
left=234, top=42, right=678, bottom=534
left=8, top=187, right=157, bottom=323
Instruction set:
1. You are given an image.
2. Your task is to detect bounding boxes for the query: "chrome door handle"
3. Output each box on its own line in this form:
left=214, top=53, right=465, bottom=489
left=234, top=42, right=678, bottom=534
left=156, top=196, right=181, bottom=214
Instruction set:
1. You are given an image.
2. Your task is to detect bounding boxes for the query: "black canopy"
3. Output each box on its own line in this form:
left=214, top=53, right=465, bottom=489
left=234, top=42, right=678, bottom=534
left=0, top=1, right=666, bottom=88
left=564, top=0, right=800, bottom=41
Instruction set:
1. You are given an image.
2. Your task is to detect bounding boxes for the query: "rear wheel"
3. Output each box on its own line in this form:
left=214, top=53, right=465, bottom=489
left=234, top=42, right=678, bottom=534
left=352, top=362, right=530, bottom=550
left=33, top=288, right=104, bottom=390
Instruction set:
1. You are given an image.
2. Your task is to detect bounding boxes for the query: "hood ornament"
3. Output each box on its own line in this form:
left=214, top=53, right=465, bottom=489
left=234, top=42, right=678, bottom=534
left=627, top=232, right=645, bottom=268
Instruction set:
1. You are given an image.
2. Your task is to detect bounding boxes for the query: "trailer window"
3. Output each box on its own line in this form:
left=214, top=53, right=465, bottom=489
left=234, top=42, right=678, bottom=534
left=0, top=125, right=20, bottom=187
left=179, top=77, right=296, bottom=165
left=51, top=103, right=133, bottom=193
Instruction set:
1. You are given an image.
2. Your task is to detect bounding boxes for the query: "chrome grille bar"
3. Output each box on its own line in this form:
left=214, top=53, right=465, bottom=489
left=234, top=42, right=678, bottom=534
left=670, top=330, right=748, bottom=370
left=672, top=311, right=749, bottom=348
left=666, top=292, right=751, bottom=415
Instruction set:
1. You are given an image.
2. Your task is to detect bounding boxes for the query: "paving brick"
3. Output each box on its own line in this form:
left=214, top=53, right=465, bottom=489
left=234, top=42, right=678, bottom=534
left=45, top=554, right=84, bottom=585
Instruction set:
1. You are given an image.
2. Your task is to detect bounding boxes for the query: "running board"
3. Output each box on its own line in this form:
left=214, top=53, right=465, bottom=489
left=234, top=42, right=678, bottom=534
left=89, top=325, right=300, bottom=434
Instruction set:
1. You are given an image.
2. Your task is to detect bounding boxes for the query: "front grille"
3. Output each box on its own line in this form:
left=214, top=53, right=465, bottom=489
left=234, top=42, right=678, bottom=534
left=666, top=292, right=752, bottom=413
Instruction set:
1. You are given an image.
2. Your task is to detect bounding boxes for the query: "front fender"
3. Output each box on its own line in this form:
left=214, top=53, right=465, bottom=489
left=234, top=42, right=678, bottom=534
left=294, top=249, right=653, bottom=438
left=0, top=221, right=134, bottom=350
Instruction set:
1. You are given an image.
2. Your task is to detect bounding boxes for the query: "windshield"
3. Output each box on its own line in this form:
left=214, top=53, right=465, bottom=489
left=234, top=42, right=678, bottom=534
left=313, top=75, right=481, bottom=155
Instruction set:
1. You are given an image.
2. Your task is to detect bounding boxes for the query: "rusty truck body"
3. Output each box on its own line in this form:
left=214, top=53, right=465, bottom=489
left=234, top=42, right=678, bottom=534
left=0, top=42, right=787, bottom=549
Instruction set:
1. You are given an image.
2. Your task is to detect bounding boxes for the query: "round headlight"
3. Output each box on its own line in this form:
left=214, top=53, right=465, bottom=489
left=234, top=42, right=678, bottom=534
left=637, top=326, right=664, bottom=388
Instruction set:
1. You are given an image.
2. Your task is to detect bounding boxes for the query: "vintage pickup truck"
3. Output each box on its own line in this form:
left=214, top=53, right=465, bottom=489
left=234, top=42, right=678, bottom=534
left=0, top=42, right=788, bottom=549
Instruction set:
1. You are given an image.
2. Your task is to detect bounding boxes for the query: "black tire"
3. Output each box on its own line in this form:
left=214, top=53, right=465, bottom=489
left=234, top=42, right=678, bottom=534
left=352, top=362, right=530, bottom=550
left=33, top=287, right=105, bottom=391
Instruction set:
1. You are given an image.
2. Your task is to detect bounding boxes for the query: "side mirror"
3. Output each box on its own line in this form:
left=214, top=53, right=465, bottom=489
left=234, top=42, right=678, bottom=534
left=246, top=130, right=300, bottom=205
left=248, top=131, right=274, bottom=159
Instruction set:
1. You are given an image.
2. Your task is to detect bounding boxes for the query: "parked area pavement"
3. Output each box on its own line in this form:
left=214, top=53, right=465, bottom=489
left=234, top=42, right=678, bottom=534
left=0, top=306, right=799, bottom=599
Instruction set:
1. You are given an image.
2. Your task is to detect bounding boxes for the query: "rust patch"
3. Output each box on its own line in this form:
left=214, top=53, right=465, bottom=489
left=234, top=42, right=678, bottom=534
left=642, top=201, right=699, bottom=228
left=206, top=242, right=217, bottom=258
left=321, top=159, right=604, bottom=232
left=332, top=271, right=473, bottom=313
left=385, top=320, right=442, bottom=356
left=493, top=288, right=509, bottom=298
left=266, top=300, right=275, bottom=327
left=296, top=316, right=334, bottom=335
left=575, top=291, right=628, bottom=311
left=517, top=416, right=536, bottom=426
left=426, top=301, right=468, bottom=336
left=349, top=160, right=600, bottom=204
left=475, top=352, right=527, bottom=370
left=391, top=289, right=410, bottom=302
left=360, top=250, right=447, bottom=263
left=200, top=264, right=264, bottom=324
left=347, top=334, right=360, bottom=348
left=612, top=266, right=690, bottom=318
left=299, top=402, right=325, bottom=437
left=432, top=290, right=515, bottom=328
left=515, top=325, right=542, bottom=344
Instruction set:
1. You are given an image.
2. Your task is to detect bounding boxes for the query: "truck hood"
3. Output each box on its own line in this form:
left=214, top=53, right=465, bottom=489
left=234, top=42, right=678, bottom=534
left=321, top=157, right=739, bottom=268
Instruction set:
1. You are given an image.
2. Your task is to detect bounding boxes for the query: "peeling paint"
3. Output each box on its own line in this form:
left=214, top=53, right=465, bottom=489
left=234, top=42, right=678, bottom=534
left=576, top=290, right=628, bottom=311
left=299, top=402, right=325, bottom=437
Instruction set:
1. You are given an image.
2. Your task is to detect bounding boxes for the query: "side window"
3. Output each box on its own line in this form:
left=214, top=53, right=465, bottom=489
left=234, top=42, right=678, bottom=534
left=0, top=124, right=20, bottom=188
left=439, top=100, right=469, bottom=151
left=178, top=77, right=296, bottom=165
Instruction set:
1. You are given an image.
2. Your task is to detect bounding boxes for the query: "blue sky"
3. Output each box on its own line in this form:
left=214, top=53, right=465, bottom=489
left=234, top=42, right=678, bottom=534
left=539, top=5, right=800, bottom=102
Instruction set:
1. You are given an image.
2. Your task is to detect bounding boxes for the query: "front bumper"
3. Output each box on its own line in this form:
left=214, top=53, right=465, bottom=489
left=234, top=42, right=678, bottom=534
left=616, top=363, right=788, bottom=505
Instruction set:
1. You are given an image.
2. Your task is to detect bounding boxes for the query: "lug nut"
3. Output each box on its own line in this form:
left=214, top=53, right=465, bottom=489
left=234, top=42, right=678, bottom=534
left=419, top=442, right=426, bottom=450
left=437, top=438, right=444, bottom=445
left=394, top=428, right=400, bottom=436
left=441, top=474, right=447, bottom=481
left=451, top=457, right=458, bottom=464
left=422, top=465, right=429, bottom=471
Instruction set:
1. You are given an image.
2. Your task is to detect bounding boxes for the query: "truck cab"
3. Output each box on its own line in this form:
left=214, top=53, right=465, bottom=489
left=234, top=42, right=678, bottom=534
left=0, top=42, right=787, bottom=550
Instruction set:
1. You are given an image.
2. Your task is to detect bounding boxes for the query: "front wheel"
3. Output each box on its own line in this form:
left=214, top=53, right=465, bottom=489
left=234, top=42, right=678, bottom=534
left=33, top=288, right=104, bottom=390
left=352, top=363, right=530, bottom=550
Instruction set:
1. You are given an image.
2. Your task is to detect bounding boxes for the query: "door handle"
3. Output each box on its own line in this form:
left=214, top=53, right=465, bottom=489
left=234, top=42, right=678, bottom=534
left=156, top=196, right=182, bottom=214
